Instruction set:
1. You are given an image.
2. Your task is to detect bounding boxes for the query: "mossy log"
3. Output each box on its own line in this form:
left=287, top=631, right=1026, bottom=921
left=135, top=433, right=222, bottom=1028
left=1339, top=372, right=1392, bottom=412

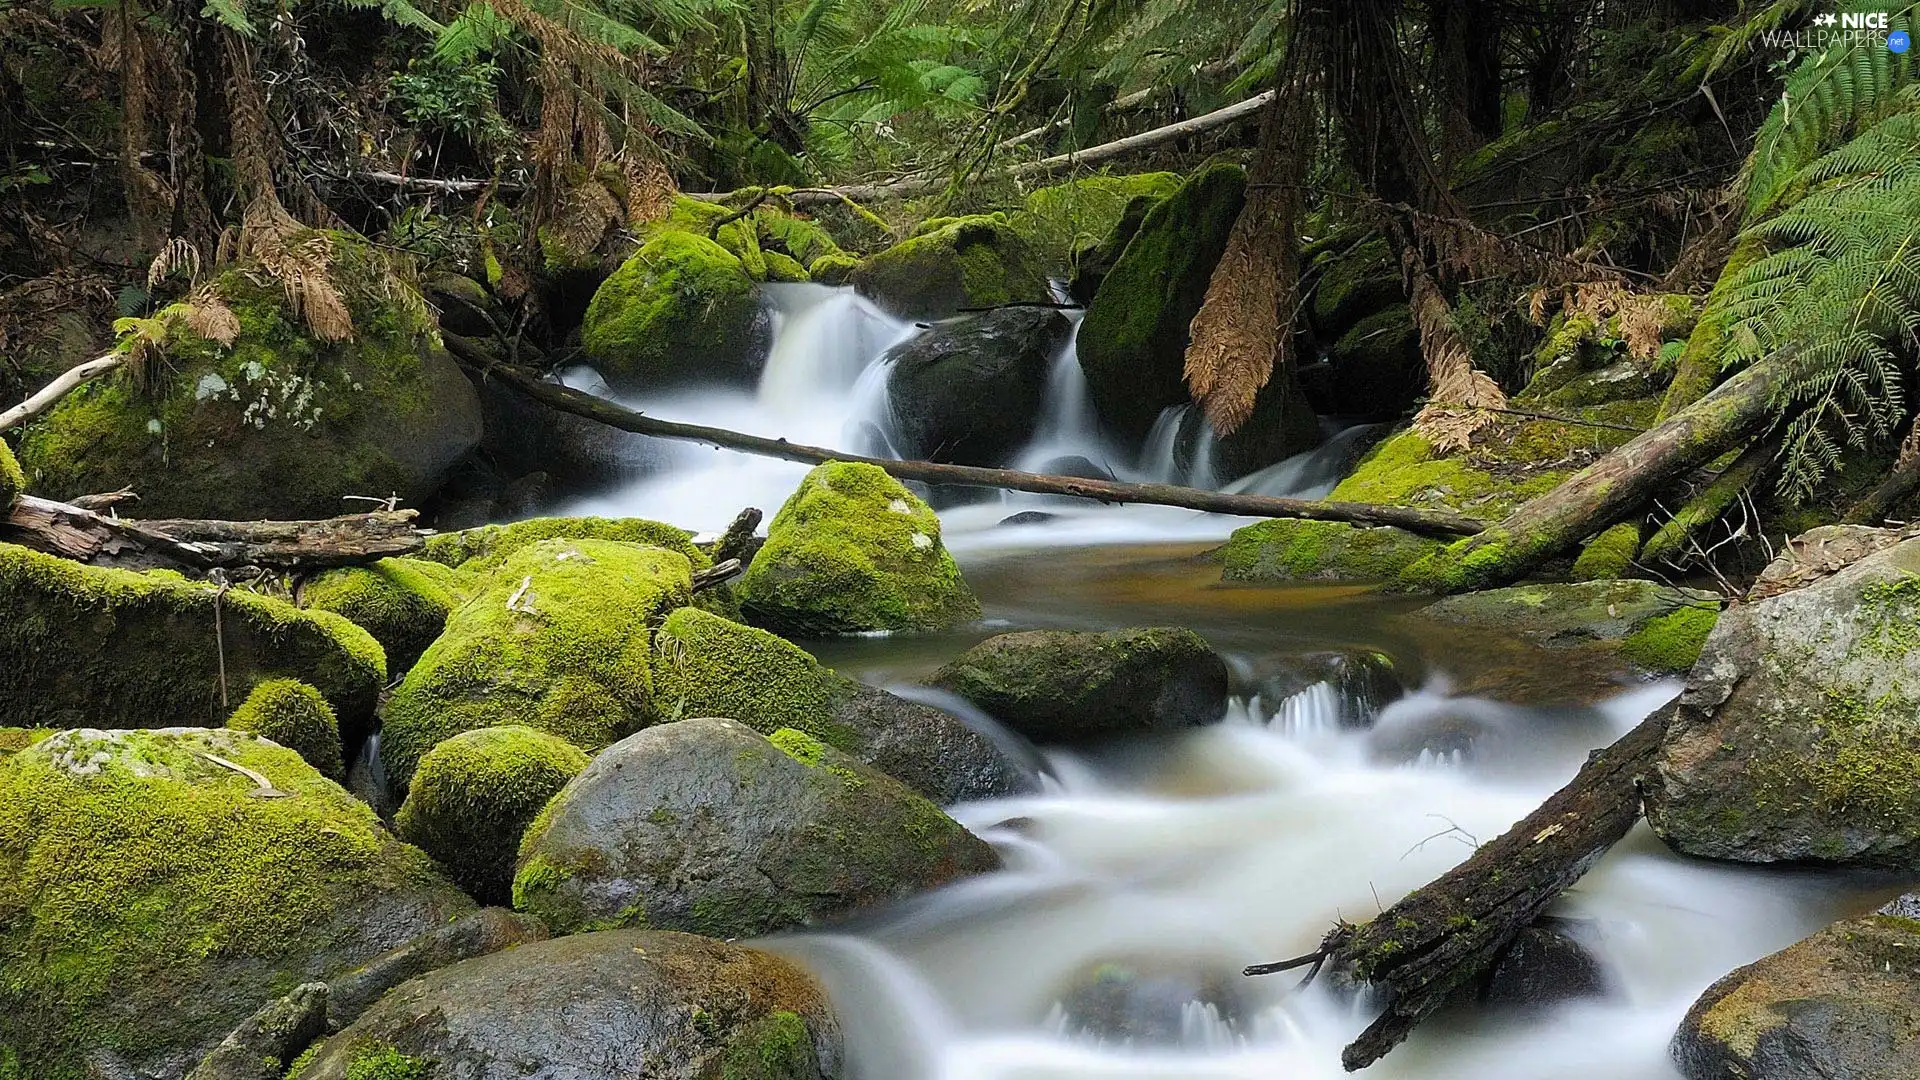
left=1400, top=352, right=1790, bottom=592
left=2, top=494, right=426, bottom=571
left=1265, top=706, right=1669, bottom=1071
left=1640, top=441, right=1775, bottom=566
left=447, top=335, right=1486, bottom=538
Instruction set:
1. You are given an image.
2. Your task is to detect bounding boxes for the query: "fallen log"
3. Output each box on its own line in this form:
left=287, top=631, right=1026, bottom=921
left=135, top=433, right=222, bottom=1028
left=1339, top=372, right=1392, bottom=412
left=444, top=335, right=1487, bottom=537
left=1400, top=352, right=1791, bottom=592
left=0, top=352, right=122, bottom=433
left=1252, top=705, right=1671, bottom=1070
left=2, top=494, right=427, bottom=571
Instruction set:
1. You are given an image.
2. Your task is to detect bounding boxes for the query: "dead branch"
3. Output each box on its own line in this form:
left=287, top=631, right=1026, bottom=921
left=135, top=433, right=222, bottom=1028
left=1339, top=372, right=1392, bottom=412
left=1, top=494, right=427, bottom=571
left=444, top=335, right=1488, bottom=538
left=0, top=352, right=123, bottom=433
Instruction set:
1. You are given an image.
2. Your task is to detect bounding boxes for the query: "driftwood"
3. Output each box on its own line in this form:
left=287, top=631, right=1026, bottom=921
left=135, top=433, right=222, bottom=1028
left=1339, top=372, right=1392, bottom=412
left=691, top=558, right=743, bottom=591
left=0, top=352, right=122, bottom=433
left=1250, top=707, right=1671, bottom=1070
left=2, top=494, right=427, bottom=571
left=444, top=336, right=1488, bottom=537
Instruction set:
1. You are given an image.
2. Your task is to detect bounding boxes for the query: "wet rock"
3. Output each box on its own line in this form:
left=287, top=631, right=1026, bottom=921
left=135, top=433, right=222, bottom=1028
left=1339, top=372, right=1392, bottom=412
left=1037, top=455, right=1116, bottom=482
left=650, top=606, right=1035, bottom=802
left=581, top=231, right=772, bottom=393
left=852, top=214, right=1050, bottom=319
left=929, top=627, right=1229, bottom=742
left=1414, top=579, right=1722, bottom=675
left=297, top=930, right=841, bottom=1080
left=1000, top=510, right=1058, bottom=527
left=381, top=538, right=694, bottom=792
left=1258, top=649, right=1404, bottom=727
left=1172, top=376, right=1321, bottom=484
left=512, top=718, right=998, bottom=937
left=1314, top=304, right=1426, bottom=419
left=325, top=907, right=548, bottom=1028
left=885, top=307, right=1072, bottom=467
left=739, top=461, right=980, bottom=635
left=18, top=258, right=482, bottom=520
left=1648, top=535, right=1920, bottom=866
left=0, top=541, right=387, bottom=740
left=1078, top=164, right=1246, bottom=447
left=1672, top=914, right=1920, bottom=1080
left=1053, top=957, right=1246, bottom=1045
left=185, top=983, right=329, bottom=1080
left=422, top=271, right=497, bottom=338
left=0, top=728, right=471, bottom=1079
left=1481, top=920, right=1611, bottom=1010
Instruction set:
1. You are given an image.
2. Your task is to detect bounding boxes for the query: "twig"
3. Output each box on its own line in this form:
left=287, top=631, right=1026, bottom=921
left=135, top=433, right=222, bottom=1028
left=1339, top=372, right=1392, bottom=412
left=706, top=190, right=771, bottom=240
left=0, top=352, right=122, bottom=433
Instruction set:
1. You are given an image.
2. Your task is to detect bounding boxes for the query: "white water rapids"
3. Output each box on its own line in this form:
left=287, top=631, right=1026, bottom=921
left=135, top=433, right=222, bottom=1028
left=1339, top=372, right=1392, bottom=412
left=554, top=285, right=1867, bottom=1078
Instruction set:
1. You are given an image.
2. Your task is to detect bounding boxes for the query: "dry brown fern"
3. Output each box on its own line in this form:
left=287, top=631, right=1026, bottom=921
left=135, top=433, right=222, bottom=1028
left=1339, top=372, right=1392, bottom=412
left=1409, top=270, right=1507, bottom=451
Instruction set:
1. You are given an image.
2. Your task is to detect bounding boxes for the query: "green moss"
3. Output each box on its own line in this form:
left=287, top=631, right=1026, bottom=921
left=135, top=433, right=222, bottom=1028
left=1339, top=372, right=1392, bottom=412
left=302, top=558, right=466, bottom=674
left=227, top=678, right=345, bottom=779
left=422, top=516, right=707, bottom=575
left=850, top=214, right=1050, bottom=318
left=0, top=541, right=386, bottom=739
left=718, top=1010, right=816, bottom=1080
left=284, top=1045, right=321, bottom=1079
left=382, top=538, right=693, bottom=791
left=395, top=726, right=589, bottom=905
left=768, top=727, right=827, bottom=767
left=1220, top=519, right=1441, bottom=583
left=763, top=250, right=809, bottom=282
left=1618, top=604, right=1718, bottom=673
left=807, top=252, right=861, bottom=286
left=1741, top=689, right=1920, bottom=840
left=1572, top=522, right=1643, bottom=581
left=738, top=461, right=980, bottom=634
left=581, top=230, right=766, bottom=389
left=17, top=244, right=472, bottom=520
left=1310, top=238, right=1402, bottom=336
left=343, top=1046, right=432, bottom=1080
left=0, top=728, right=53, bottom=763
left=0, top=728, right=465, bottom=1077
left=649, top=606, right=852, bottom=743
left=0, top=439, right=23, bottom=509
left=1010, top=172, right=1183, bottom=267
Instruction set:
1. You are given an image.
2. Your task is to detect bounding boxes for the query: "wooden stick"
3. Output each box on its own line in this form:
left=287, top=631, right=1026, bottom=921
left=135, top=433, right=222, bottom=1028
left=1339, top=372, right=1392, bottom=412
left=0, top=353, right=122, bottom=433
left=1, top=494, right=427, bottom=571
left=443, top=335, right=1487, bottom=537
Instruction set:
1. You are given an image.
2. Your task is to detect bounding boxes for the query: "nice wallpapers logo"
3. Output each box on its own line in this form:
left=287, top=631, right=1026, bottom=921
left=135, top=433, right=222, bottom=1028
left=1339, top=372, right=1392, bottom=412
left=1758, top=10, right=1910, bottom=52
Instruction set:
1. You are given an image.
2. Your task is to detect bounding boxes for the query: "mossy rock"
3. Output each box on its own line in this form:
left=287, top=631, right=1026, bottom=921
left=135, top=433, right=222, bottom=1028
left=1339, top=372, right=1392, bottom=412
left=0, top=727, right=469, bottom=1079
left=850, top=214, right=1050, bottom=319
left=808, top=252, right=861, bottom=286
left=1221, top=520, right=1443, bottom=583
left=1309, top=237, right=1404, bottom=339
left=1413, top=579, right=1720, bottom=674
left=1318, top=305, right=1426, bottom=418
left=301, top=557, right=470, bottom=675
left=581, top=231, right=771, bottom=394
left=512, top=717, right=997, bottom=938
left=738, top=461, right=979, bottom=635
left=0, top=439, right=22, bottom=511
left=395, top=726, right=589, bottom=905
left=0, top=541, right=386, bottom=740
left=1076, top=163, right=1246, bottom=446
left=884, top=307, right=1072, bottom=467
left=1570, top=522, right=1642, bottom=582
left=1065, top=192, right=1162, bottom=304
left=18, top=254, right=482, bottom=520
left=643, top=196, right=771, bottom=278
left=1673, top=914, right=1920, bottom=1080
left=1648, top=537, right=1920, bottom=866
left=0, top=728, right=53, bottom=763
left=226, top=677, right=344, bottom=779
left=294, top=930, right=840, bottom=1080
left=651, top=607, right=1036, bottom=802
left=421, top=515, right=707, bottom=575
left=381, top=538, right=693, bottom=793
left=764, top=250, right=809, bottom=283
left=1010, top=171, right=1183, bottom=268
left=752, top=207, right=843, bottom=267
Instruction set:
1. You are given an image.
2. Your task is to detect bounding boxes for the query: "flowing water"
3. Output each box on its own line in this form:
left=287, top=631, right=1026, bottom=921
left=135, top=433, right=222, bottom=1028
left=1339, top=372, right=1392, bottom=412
left=558, top=286, right=1896, bottom=1078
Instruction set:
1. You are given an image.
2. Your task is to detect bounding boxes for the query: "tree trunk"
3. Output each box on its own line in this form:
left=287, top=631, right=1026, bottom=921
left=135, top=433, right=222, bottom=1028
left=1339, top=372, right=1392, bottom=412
left=1398, top=352, right=1791, bottom=593
left=445, top=335, right=1488, bottom=537
left=2, top=495, right=426, bottom=572
left=1276, top=705, right=1671, bottom=1071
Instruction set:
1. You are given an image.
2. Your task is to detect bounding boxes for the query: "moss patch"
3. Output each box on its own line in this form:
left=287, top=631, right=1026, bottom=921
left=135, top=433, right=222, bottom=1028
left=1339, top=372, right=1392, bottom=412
left=0, top=541, right=386, bottom=740
left=850, top=214, right=1050, bottom=319
left=381, top=538, right=693, bottom=791
left=422, top=515, right=706, bottom=575
left=226, top=678, right=345, bottom=779
left=1572, top=522, right=1643, bottom=582
left=581, top=230, right=768, bottom=392
left=395, top=726, right=589, bottom=905
left=0, top=439, right=23, bottom=510
left=718, top=1010, right=819, bottom=1080
left=738, top=461, right=979, bottom=635
left=301, top=557, right=466, bottom=675
left=649, top=606, right=851, bottom=740
left=1221, top=519, right=1442, bottom=583
left=1619, top=603, right=1718, bottom=673
left=1010, top=172, right=1183, bottom=268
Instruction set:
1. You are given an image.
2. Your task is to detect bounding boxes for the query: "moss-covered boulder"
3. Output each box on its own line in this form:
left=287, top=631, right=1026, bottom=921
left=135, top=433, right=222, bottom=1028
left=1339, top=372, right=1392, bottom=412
left=0, top=727, right=470, bottom=1079
left=18, top=257, right=481, bottom=520
left=580, top=231, right=771, bottom=394
left=851, top=214, right=1050, bottom=319
left=1222, top=520, right=1445, bottom=583
left=1672, top=913, right=1920, bottom=1080
left=1413, top=580, right=1720, bottom=675
left=0, top=438, right=22, bottom=511
left=1010, top=171, right=1184, bottom=269
left=651, top=606, right=1036, bottom=802
left=1309, top=237, right=1404, bottom=340
left=929, top=627, right=1229, bottom=742
left=395, top=726, right=589, bottom=905
left=381, top=538, right=694, bottom=792
left=1065, top=192, right=1162, bottom=304
left=1648, top=536, right=1920, bottom=866
left=809, top=252, right=861, bottom=286
left=513, top=717, right=997, bottom=937
left=226, top=678, right=344, bottom=779
left=739, top=461, right=979, bottom=635
left=422, top=515, right=707, bottom=574
left=0, top=542, right=386, bottom=739
left=300, top=557, right=470, bottom=675
left=884, top=307, right=1073, bottom=467
left=1076, top=163, right=1245, bottom=446
left=294, top=930, right=840, bottom=1080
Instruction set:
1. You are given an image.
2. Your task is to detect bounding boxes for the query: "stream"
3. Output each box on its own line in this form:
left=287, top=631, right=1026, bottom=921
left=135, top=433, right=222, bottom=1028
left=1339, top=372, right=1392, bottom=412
left=555, top=285, right=1888, bottom=1078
